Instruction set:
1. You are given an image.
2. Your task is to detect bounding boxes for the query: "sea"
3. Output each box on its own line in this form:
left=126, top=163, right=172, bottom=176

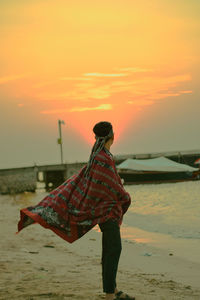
left=121, top=180, right=200, bottom=263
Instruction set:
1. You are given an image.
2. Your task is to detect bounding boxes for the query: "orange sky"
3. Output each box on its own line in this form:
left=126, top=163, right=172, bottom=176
left=0, top=0, right=200, bottom=167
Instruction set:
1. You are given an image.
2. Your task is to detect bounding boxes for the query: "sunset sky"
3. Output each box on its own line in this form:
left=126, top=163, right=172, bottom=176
left=1, top=0, right=200, bottom=168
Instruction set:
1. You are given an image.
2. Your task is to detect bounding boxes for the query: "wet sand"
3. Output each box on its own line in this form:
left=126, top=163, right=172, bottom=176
left=0, top=192, right=200, bottom=299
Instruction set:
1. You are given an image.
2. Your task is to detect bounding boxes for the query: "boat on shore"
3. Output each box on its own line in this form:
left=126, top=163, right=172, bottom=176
left=116, top=156, right=200, bottom=184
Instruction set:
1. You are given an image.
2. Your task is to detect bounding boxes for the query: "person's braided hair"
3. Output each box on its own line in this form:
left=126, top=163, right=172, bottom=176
left=84, top=121, right=114, bottom=178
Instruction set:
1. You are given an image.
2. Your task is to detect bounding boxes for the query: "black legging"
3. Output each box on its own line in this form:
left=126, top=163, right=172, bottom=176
left=99, top=219, right=122, bottom=294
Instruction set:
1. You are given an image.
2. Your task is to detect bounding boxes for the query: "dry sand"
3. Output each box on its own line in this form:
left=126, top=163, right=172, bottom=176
left=0, top=192, right=200, bottom=300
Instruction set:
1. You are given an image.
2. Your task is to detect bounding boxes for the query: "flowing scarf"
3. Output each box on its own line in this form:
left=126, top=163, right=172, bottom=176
left=17, top=146, right=131, bottom=243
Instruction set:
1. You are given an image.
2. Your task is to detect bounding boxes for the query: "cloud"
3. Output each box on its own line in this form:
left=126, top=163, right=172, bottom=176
left=41, top=84, right=111, bottom=100
left=28, top=68, right=193, bottom=115
left=33, top=77, right=91, bottom=89
left=0, top=74, right=25, bottom=85
left=157, top=74, right=191, bottom=86
left=40, top=104, right=112, bottom=114
left=36, top=72, right=192, bottom=105
left=70, top=104, right=112, bottom=112
left=60, top=77, right=92, bottom=81
left=116, top=67, right=152, bottom=73
left=86, top=86, right=111, bottom=99
left=147, top=92, right=181, bottom=100
left=128, top=100, right=154, bottom=106
left=180, top=90, right=193, bottom=94
left=83, top=73, right=128, bottom=77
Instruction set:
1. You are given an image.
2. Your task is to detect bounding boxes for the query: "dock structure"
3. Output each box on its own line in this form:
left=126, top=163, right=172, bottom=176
left=0, top=149, right=200, bottom=194
left=0, top=162, right=85, bottom=195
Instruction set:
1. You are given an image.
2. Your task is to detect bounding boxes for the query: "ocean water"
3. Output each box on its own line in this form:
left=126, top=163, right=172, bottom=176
left=121, top=181, right=200, bottom=263
left=124, top=181, right=200, bottom=240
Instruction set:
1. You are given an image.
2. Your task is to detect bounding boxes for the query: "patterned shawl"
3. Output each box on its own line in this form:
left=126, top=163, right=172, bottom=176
left=17, top=148, right=131, bottom=243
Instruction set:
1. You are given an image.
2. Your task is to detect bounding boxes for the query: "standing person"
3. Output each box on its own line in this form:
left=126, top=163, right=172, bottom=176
left=17, top=121, right=135, bottom=300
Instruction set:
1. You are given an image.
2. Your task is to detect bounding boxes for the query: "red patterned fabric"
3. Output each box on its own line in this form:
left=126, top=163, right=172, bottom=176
left=17, top=148, right=131, bottom=243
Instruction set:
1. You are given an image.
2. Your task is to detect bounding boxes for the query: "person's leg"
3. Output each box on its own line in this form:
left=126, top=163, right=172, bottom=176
left=99, top=220, right=122, bottom=299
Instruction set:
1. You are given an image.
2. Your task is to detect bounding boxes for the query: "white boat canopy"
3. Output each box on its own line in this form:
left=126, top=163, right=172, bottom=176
left=116, top=156, right=199, bottom=173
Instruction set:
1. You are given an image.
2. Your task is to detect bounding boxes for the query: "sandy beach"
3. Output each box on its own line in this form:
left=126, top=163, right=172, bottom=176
left=0, top=191, right=200, bottom=300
